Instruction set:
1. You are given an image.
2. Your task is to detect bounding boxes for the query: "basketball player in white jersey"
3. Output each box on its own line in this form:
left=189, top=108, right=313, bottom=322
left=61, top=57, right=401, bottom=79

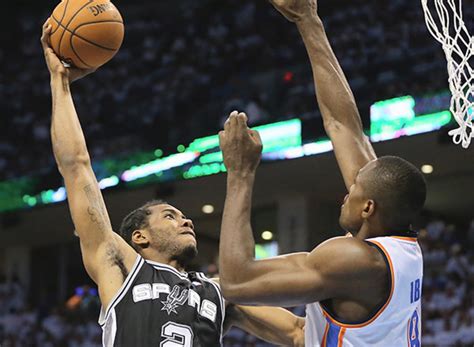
left=40, top=21, right=305, bottom=346
left=218, top=1, right=425, bottom=346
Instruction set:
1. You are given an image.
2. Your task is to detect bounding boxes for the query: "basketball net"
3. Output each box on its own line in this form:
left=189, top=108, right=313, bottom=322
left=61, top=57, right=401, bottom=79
left=421, top=0, right=473, bottom=148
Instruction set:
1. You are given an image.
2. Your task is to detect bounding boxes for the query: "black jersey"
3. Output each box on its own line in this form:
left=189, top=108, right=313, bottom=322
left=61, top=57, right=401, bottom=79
left=99, top=256, right=225, bottom=347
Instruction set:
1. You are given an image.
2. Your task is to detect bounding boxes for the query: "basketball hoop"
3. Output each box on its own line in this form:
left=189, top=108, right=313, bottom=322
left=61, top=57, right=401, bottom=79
left=421, top=0, right=473, bottom=148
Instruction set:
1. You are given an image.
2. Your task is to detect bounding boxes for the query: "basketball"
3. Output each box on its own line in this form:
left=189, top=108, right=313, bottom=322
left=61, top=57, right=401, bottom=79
left=49, top=0, right=124, bottom=69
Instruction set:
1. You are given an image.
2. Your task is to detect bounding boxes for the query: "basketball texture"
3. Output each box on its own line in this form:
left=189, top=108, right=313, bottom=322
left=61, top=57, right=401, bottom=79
left=49, top=0, right=124, bottom=69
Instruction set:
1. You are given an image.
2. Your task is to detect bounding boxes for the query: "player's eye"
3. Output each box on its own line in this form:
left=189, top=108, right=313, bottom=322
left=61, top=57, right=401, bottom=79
left=165, top=214, right=174, bottom=219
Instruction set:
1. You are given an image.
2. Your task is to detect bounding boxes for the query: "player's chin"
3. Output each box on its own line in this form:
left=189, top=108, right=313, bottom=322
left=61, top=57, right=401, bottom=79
left=175, top=244, right=198, bottom=266
left=339, top=215, right=353, bottom=233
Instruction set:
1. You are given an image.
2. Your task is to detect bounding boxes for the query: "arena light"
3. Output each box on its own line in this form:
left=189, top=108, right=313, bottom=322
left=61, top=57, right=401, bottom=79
left=0, top=90, right=457, bottom=212
left=421, top=165, right=434, bottom=174
left=202, top=204, right=214, bottom=214
left=51, top=187, right=67, bottom=203
left=121, top=152, right=199, bottom=182
left=255, top=242, right=279, bottom=260
left=370, top=95, right=452, bottom=142
left=98, top=175, right=120, bottom=189
left=261, top=231, right=274, bottom=241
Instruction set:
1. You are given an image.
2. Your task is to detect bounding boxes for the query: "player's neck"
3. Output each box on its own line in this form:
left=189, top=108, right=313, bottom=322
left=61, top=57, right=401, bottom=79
left=142, top=251, right=187, bottom=273
left=355, top=222, right=389, bottom=240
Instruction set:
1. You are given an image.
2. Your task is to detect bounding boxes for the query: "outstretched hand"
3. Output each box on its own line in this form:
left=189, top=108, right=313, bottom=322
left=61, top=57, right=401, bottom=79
left=268, top=0, right=318, bottom=23
left=219, top=111, right=263, bottom=175
left=41, top=19, right=96, bottom=83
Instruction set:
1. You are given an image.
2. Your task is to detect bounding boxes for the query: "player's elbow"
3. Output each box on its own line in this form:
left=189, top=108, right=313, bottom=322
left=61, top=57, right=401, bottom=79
left=221, top=280, right=262, bottom=305
left=56, top=152, right=91, bottom=172
left=322, top=117, right=343, bottom=134
left=220, top=282, right=249, bottom=304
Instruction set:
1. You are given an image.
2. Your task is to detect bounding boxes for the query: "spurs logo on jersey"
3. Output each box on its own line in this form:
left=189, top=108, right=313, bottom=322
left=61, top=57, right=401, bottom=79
left=99, top=256, right=225, bottom=347
left=161, top=285, right=188, bottom=315
left=132, top=282, right=218, bottom=321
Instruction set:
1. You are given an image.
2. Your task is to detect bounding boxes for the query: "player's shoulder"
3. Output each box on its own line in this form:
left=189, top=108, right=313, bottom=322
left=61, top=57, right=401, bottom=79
left=314, top=235, right=374, bottom=254
left=309, top=235, right=386, bottom=273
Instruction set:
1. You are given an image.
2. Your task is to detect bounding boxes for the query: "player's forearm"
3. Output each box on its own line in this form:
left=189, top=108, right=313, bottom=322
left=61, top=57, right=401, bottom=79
left=50, top=74, right=91, bottom=170
left=230, top=305, right=305, bottom=347
left=297, top=16, right=363, bottom=133
left=219, top=172, right=257, bottom=288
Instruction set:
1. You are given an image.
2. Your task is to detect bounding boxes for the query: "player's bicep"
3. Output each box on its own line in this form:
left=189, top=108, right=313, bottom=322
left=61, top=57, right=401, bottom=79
left=62, top=163, right=113, bottom=247
left=325, top=120, right=377, bottom=189
left=62, top=164, right=136, bottom=281
left=222, top=238, right=377, bottom=307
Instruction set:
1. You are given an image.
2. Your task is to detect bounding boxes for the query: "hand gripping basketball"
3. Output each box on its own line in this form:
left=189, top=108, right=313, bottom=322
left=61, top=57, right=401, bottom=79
left=41, top=19, right=96, bottom=83
left=268, top=0, right=318, bottom=23
left=48, top=0, right=124, bottom=69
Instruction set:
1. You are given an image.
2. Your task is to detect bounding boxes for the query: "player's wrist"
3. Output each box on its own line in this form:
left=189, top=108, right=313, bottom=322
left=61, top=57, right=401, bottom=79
left=227, top=170, right=256, bottom=184
left=296, top=14, right=323, bottom=32
left=50, top=73, right=72, bottom=92
left=50, top=71, right=69, bottom=82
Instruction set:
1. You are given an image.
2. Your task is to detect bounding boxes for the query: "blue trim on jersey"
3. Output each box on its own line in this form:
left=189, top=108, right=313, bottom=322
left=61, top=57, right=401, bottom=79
left=326, top=320, right=341, bottom=347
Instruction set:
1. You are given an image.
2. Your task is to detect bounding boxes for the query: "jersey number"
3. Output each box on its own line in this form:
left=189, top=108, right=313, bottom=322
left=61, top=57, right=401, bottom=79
left=160, top=322, right=194, bottom=347
left=407, top=309, right=420, bottom=347
left=410, top=279, right=421, bottom=303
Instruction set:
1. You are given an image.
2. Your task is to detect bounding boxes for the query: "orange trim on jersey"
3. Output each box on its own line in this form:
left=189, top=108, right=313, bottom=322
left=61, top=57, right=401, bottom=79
left=321, top=322, right=330, bottom=347
left=320, top=240, right=395, bottom=328
left=391, top=236, right=418, bottom=242
left=406, top=318, right=410, bottom=346
left=337, top=327, right=346, bottom=346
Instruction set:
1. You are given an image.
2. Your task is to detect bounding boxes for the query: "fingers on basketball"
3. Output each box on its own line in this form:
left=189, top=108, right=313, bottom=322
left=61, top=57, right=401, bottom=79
left=49, top=0, right=124, bottom=69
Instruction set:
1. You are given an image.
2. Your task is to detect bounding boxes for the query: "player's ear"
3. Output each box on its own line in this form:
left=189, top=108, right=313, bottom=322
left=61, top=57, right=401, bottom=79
left=132, top=229, right=150, bottom=248
left=361, top=199, right=375, bottom=219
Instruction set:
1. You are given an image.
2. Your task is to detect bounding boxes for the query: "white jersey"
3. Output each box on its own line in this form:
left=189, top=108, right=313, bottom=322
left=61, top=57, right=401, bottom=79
left=305, top=236, right=423, bottom=347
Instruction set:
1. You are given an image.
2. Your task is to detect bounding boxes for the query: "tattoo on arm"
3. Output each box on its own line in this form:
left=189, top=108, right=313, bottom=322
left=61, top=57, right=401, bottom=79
left=83, top=183, right=108, bottom=232
left=83, top=183, right=128, bottom=280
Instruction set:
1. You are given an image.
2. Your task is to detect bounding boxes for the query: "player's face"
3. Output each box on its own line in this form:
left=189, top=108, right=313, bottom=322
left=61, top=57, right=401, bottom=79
left=146, top=204, right=198, bottom=262
left=339, top=161, right=376, bottom=233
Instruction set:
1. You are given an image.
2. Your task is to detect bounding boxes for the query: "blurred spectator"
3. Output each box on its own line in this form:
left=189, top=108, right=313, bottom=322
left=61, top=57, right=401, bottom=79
left=1, top=0, right=465, bottom=181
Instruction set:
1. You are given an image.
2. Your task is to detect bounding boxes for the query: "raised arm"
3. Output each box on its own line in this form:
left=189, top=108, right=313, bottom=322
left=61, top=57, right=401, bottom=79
left=225, top=305, right=305, bottom=346
left=270, top=0, right=377, bottom=189
left=41, top=21, right=136, bottom=307
left=218, top=113, right=382, bottom=306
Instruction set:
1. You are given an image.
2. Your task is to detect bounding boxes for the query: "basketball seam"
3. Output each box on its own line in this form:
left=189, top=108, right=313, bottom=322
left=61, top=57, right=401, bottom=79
left=50, top=16, right=123, bottom=51
left=71, top=20, right=123, bottom=51
left=50, top=0, right=70, bottom=36
left=57, top=0, right=95, bottom=57
left=70, top=35, right=93, bottom=68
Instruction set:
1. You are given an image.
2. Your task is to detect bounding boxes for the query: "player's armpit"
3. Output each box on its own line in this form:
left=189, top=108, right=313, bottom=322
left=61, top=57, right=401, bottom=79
left=224, top=304, right=305, bottom=347
left=221, top=237, right=384, bottom=307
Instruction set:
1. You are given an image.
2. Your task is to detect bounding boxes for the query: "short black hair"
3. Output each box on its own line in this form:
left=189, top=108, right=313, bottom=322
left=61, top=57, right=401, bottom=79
left=118, top=200, right=167, bottom=250
left=363, top=156, right=427, bottom=230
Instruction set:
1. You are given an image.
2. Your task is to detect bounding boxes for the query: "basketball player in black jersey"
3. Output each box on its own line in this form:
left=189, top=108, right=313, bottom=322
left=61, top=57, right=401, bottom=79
left=41, top=21, right=305, bottom=347
left=218, top=0, right=426, bottom=344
